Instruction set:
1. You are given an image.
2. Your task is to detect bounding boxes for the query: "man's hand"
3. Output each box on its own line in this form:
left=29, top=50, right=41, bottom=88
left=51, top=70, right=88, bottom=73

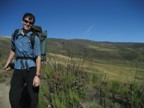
left=33, top=76, right=40, bottom=87
left=4, top=62, right=11, bottom=71
left=4, top=50, right=15, bottom=71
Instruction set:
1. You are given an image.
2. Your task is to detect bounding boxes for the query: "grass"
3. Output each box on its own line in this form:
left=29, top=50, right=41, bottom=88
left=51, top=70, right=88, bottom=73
left=91, top=62, right=137, bottom=82
left=39, top=53, right=144, bottom=108
left=47, top=53, right=142, bottom=83
left=0, top=37, right=144, bottom=107
left=88, top=44, right=118, bottom=51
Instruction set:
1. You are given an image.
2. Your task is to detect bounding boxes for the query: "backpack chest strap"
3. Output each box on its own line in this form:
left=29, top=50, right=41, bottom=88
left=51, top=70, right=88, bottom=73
left=16, top=57, right=35, bottom=60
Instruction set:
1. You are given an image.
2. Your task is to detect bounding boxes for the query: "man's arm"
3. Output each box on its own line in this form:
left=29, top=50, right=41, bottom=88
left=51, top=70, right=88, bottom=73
left=36, top=56, right=41, bottom=76
left=33, top=56, right=41, bottom=87
left=33, top=36, right=41, bottom=87
left=4, top=50, right=15, bottom=70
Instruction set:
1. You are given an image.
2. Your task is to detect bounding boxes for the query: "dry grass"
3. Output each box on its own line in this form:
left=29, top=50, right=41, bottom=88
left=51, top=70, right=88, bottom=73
left=46, top=53, right=142, bottom=83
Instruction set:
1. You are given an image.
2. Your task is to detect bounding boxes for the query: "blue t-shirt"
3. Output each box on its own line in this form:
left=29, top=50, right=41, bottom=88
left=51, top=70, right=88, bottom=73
left=11, top=29, right=41, bottom=69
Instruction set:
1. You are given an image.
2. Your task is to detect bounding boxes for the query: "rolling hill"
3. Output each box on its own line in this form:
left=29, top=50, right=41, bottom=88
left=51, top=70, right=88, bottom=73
left=0, top=36, right=144, bottom=107
left=1, top=36, right=144, bottom=62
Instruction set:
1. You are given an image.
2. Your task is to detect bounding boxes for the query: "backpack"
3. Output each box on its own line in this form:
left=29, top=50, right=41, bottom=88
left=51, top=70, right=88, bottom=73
left=12, top=25, right=47, bottom=62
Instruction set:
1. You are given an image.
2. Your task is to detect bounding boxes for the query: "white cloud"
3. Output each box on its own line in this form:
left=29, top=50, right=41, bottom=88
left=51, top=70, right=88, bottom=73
left=83, top=25, right=94, bottom=35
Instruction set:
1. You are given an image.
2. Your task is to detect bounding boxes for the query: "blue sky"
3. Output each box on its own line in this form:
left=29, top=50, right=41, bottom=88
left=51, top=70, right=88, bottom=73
left=0, top=0, right=144, bottom=42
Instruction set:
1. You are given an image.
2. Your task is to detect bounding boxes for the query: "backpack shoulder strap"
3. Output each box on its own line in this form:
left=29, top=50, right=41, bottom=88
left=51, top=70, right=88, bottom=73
left=12, top=29, right=20, bottom=40
left=30, top=26, right=43, bottom=49
left=29, top=32, right=36, bottom=49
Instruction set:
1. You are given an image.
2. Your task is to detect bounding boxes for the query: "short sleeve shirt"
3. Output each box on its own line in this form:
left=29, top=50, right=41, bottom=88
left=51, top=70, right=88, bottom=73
left=11, top=29, right=41, bottom=69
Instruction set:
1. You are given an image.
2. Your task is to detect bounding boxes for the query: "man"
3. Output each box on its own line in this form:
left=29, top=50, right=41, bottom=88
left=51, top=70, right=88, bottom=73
left=4, top=12, right=41, bottom=108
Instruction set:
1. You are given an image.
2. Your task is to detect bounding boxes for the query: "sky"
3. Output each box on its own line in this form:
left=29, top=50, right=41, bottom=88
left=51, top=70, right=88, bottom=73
left=0, top=0, right=144, bottom=42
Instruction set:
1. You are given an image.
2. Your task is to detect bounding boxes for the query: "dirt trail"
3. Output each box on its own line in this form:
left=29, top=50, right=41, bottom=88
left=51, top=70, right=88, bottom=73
left=0, top=71, right=11, bottom=108
left=0, top=83, right=11, bottom=108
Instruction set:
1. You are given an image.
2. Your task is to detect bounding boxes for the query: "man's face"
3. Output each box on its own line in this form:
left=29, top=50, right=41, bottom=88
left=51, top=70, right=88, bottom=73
left=22, top=17, right=34, bottom=30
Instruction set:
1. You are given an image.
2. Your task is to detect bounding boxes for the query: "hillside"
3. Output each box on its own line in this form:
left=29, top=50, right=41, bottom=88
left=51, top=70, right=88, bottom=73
left=1, top=36, right=144, bottom=80
left=47, top=38, right=144, bottom=61
left=1, top=36, right=144, bottom=63
left=0, top=36, right=144, bottom=108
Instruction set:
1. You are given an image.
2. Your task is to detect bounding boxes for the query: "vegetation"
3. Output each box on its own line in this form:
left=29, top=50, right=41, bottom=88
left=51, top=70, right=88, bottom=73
left=0, top=37, right=144, bottom=108
left=38, top=53, right=144, bottom=108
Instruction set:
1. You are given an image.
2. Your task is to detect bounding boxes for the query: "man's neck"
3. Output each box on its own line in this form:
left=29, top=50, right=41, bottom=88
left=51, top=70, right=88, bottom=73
left=22, top=28, right=31, bottom=35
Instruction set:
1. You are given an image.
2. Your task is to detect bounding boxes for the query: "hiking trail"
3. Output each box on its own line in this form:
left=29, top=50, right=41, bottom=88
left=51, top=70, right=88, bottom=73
left=0, top=83, right=11, bottom=108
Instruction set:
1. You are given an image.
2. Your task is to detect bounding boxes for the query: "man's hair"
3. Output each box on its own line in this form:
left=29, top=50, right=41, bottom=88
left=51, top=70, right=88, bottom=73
left=22, top=12, right=35, bottom=24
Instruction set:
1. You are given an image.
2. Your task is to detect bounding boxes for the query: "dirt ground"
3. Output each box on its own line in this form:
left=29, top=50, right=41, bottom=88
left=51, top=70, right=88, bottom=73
left=0, top=83, right=11, bottom=108
left=0, top=69, right=12, bottom=108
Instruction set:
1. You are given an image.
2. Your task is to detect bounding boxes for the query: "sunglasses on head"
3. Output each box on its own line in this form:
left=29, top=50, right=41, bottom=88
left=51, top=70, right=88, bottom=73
left=24, top=19, right=33, bottom=25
